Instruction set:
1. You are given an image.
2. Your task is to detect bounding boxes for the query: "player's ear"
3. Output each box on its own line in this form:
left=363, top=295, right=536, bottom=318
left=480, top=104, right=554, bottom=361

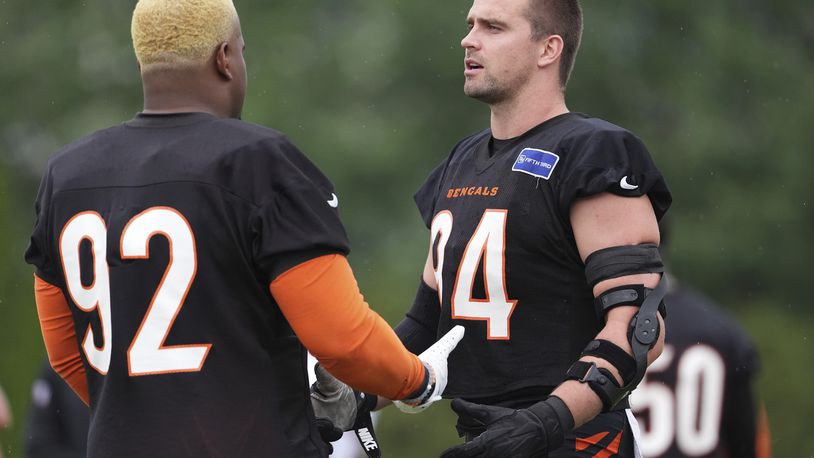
left=215, top=41, right=233, bottom=81
left=537, top=34, right=564, bottom=69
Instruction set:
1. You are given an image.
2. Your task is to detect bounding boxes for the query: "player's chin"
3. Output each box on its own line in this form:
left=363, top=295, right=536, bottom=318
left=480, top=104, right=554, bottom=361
left=463, top=82, right=484, bottom=98
left=464, top=85, right=500, bottom=104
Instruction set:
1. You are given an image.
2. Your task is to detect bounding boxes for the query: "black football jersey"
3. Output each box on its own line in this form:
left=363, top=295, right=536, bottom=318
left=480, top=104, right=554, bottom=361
left=414, top=112, right=671, bottom=400
left=25, top=112, right=349, bottom=457
left=630, top=283, right=760, bottom=458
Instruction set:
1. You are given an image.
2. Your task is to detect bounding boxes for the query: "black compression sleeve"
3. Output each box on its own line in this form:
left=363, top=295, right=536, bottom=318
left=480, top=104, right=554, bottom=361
left=394, top=279, right=441, bottom=354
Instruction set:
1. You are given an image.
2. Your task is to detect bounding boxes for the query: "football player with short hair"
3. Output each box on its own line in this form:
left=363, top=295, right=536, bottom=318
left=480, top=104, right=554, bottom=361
left=402, top=0, right=671, bottom=456
left=24, top=1, right=461, bottom=456
left=315, top=1, right=673, bottom=456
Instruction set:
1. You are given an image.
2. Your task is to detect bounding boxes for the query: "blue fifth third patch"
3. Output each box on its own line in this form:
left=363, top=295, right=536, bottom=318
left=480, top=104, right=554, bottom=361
left=511, top=148, right=560, bottom=180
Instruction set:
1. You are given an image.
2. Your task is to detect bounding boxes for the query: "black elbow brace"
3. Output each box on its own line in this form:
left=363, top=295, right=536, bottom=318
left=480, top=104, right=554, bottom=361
left=567, top=276, right=668, bottom=412
left=573, top=242, right=668, bottom=412
left=585, top=243, right=667, bottom=339
left=394, top=279, right=441, bottom=354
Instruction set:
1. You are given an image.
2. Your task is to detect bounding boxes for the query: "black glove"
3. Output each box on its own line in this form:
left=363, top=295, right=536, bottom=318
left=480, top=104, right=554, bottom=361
left=315, top=417, right=342, bottom=454
left=440, top=397, right=574, bottom=458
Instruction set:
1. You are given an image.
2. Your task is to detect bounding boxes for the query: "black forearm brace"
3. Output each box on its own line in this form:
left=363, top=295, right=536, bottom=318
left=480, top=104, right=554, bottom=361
left=394, top=279, right=441, bottom=354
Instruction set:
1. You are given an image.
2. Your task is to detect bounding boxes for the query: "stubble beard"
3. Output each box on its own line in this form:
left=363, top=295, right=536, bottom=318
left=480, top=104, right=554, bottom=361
left=464, top=67, right=531, bottom=106
left=464, top=74, right=508, bottom=105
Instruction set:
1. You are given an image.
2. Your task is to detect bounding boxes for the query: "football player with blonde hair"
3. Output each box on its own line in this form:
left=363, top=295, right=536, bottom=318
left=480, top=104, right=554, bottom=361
left=132, top=0, right=239, bottom=70
left=131, top=0, right=246, bottom=118
left=26, top=0, right=463, bottom=456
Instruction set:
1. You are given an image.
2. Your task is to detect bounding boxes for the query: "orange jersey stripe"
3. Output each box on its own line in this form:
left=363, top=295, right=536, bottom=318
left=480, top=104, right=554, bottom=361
left=34, top=274, right=89, bottom=405
left=576, top=431, right=608, bottom=451
left=575, top=431, right=621, bottom=458
left=270, top=254, right=425, bottom=400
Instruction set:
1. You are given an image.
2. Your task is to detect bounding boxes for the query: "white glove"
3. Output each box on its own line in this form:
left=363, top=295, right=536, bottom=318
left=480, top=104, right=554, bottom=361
left=395, top=325, right=465, bottom=414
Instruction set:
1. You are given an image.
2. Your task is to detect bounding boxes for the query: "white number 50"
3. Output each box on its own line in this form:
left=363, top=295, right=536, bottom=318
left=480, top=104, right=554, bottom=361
left=630, top=344, right=725, bottom=456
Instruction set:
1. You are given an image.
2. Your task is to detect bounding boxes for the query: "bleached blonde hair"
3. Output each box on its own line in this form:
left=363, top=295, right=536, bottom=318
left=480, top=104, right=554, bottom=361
left=131, top=0, right=239, bottom=70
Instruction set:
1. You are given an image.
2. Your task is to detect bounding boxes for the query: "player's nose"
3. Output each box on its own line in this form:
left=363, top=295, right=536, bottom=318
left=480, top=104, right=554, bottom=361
left=461, top=28, right=479, bottom=49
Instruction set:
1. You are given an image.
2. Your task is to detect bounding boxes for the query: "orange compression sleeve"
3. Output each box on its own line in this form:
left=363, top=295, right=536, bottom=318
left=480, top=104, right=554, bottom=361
left=270, top=254, right=426, bottom=400
left=756, top=402, right=773, bottom=458
left=34, top=274, right=89, bottom=405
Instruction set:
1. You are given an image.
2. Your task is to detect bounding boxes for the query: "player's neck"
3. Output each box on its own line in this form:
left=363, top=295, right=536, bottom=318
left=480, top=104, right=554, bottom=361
left=488, top=88, right=568, bottom=139
left=141, top=70, right=231, bottom=118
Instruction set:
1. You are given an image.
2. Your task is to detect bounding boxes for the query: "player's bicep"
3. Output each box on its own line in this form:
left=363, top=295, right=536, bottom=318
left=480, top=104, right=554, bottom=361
left=570, top=193, right=659, bottom=259
left=570, top=192, right=666, bottom=368
left=570, top=193, right=660, bottom=294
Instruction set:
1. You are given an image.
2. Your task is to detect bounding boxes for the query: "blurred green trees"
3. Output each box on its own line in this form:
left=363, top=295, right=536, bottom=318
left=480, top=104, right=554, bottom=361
left=1, top=0, right=811, bottom=456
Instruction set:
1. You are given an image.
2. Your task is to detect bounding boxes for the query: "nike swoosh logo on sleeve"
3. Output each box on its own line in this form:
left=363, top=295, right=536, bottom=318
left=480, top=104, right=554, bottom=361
left=620, top=176, right=639, bottom=190
left=327, top=193, right=339, bottom=208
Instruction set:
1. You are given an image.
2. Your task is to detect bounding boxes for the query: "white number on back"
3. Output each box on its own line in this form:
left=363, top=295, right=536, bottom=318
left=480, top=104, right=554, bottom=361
left=59, top=206, right=210, bottom=376
left=630, top=344, right=726, bottom=456
left=60, top=212, right=113, bottom=374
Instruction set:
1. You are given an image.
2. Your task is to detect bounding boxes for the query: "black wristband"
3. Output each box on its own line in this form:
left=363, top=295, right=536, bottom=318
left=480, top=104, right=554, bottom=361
left=358, top=392, right=378, bottom=413
left=402, top=363, right=432, bottom=403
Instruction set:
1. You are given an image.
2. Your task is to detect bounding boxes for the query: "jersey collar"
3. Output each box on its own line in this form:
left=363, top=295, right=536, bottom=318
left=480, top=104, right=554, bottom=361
left=125, top=112, right=218, bottom=128
left=474, top=112, right=579, bottom=174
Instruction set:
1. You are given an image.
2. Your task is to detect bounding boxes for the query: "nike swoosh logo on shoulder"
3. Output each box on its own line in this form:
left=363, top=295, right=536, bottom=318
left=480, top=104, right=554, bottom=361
left=620, top=176, right=639, bottom=190
left=327, top=193, right=339, bottom=208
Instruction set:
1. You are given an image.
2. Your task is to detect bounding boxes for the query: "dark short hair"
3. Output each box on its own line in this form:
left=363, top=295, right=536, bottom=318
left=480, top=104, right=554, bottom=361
left=525, top=0, right=583, bottom=89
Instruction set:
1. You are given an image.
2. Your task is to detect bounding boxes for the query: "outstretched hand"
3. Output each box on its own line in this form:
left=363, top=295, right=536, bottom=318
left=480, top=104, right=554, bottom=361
left=395, top=325, right=465, bottom=413
left=440, top=399, right=554, bottom=458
